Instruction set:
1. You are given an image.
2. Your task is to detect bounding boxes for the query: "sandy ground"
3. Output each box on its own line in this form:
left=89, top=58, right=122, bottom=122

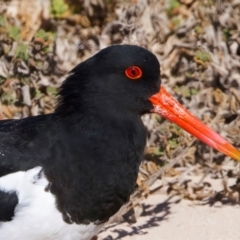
left=98, top=179, right=240, bottom=240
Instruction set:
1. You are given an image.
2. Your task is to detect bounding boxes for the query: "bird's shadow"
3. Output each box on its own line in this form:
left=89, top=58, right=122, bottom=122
left=100, top=195, right=177, bottom=240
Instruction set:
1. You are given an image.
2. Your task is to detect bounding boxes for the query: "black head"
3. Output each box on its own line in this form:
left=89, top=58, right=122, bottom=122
left=55, top=45, right=161, bottom=116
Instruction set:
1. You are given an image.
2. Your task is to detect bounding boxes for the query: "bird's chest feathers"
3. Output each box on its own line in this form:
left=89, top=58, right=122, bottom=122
left=66, top=116, right=146, bottom=187
left=46, top=115, right=147, bottom=224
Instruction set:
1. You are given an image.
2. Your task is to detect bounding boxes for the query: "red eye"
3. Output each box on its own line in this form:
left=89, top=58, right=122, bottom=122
left=125, top=66, right=142, bottom=80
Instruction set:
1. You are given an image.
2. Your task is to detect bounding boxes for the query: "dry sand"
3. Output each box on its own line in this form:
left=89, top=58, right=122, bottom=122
left=99, top=179, right=240, bottom=240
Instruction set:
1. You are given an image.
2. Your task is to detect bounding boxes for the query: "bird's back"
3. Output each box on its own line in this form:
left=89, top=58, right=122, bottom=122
left=0, top=114, right=53, bottom=177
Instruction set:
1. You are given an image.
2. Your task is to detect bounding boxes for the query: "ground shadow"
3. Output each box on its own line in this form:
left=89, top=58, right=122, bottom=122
left=100, top=195, right=178, bottom=240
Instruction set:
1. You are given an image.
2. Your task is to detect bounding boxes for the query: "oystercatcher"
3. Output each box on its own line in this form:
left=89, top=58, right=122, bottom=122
left=0, top=45, right=239, bottom=240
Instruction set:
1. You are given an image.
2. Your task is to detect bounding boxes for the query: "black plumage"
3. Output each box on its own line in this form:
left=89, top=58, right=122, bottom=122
left=0, top=190, right=18, bottom=221
left=0, top=45, right=160, bottom=224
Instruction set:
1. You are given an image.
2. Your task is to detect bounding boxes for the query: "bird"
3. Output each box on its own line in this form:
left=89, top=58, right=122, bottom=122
left=0, top=45, right=239, bottom=240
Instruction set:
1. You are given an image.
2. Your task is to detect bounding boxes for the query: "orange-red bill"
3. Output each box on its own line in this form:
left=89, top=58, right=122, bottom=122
left=149, top=86, right=240, bottom=161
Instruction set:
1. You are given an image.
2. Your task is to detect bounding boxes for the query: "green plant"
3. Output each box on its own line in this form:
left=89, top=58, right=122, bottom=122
left=207, top=0, right=213, bottom=5
left=0, top=76, right=6, bottom=85
left=167, top=0, right=181, bottom=16
left=35, top=29, right=55, bottom=40
left=35, top=29, right=55, bottom=53
left=195, top=50, right=211, bottom=63
left=185, top=72, right=192, bottom=78
left=51, top=0, right=69, bottom=17
left=222, top=28, right=231, bottom=41
left=47, top=86, right=58, bottom=96
left=21, top=77, right=30, bottom=85
left=15, top=43, right=29, bottom=61
left=0, top=15, right=6, bottom=27
left=174, top=86, right=190, bottom=97
left=8, top=25, right=20, bottom=40
left=183, top=89, right=190, bottom=98
left=171, top=17, right=181, bottom=28
left=174, top=86, right=199, bottom=98
left=1, top=91, right=15, bottom=105
left=191, top=88, right=199, bottom=95
left=148, top=147, right=165, bottom=156
left=168, top=139, right=178, bottom=148
left=194, top=26, right=204, bottom=35
left=173, top=124, right=181, bottom=132
left=33, top=89, right=42, bottom=99
left=35, top=29, right=49, bottom=41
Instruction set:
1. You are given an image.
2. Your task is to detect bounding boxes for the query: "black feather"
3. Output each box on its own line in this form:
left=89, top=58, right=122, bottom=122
left=0, top=45, right=160, bottom=224
left=0, top=190, right=18, bottom=221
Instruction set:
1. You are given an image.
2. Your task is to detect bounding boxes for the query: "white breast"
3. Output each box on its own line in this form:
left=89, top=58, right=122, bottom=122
left=0, top=167, right=103, bottom=240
